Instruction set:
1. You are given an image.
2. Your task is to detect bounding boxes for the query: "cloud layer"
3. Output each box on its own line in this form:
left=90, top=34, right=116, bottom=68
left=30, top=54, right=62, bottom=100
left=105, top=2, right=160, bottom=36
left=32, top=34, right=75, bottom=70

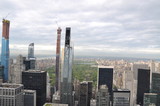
left=0, top=0, right=160, bottom=59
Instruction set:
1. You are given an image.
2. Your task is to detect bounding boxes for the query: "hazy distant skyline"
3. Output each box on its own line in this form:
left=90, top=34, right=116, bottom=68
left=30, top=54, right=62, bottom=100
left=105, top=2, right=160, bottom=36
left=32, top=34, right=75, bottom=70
left=0, top=0, right=160, bottom=59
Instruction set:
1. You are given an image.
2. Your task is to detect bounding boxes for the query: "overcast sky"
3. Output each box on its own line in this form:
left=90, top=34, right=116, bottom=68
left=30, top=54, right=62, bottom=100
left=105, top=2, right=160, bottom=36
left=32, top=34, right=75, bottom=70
left=0, top=0, right=160, bottom=59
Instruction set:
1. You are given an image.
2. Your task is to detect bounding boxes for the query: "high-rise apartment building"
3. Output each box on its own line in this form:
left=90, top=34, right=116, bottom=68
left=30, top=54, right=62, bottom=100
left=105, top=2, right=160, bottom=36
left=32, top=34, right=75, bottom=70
left=55, top=27, right=62, bottom=91
left=22, top=70, right=46, bottom=106
left=1, top=19, right=10, bottom=82
left=61, top=27, right=73, bottom=106
left=0, top=83, right=24, bottom=106
left=24, top=90, right=36, bottom=106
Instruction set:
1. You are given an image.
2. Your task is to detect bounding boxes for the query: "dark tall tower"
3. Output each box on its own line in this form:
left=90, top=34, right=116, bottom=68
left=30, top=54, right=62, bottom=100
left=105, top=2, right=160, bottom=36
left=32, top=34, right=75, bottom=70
left=22, top=70, right=47, bottom=106
left=98, top=66, right=113, bottom=96
left=1, top=19, right=10, bottom=82
left=55, top=27, right=62, bottom=91
left=137, top=69, right=150, bottom=105
left=28, top=43, right=34, bottom=59
left=61, top=27, right=73, bottom=106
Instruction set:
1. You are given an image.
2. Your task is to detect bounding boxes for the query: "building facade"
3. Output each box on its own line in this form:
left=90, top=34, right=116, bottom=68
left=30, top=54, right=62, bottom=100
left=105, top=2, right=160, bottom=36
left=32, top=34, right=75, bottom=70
left=151, top=72, right=160, bottom=93
left=9, top=55, right=25, bottom=84
left=78, top=81, right=92, bottom=106
left=113, top=89, right=130, bottom=106
left=0, top=83, right=24, bottom=106
left=96, top=85, right=110, bottom=106
left=0, top=66, right=4, bottom=83
left=143, top=93, right=160, bottom=106
left=24, top=90, right=36, bottom=106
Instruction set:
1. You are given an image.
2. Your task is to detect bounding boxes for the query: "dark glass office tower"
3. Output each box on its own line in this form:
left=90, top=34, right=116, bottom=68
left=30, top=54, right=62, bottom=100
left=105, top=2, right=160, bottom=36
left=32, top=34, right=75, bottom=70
left=98, top=67, right=113, bottom=96
left=22, top=70, right=46, bottom=106
left=137, top=69, right=150, bottom=105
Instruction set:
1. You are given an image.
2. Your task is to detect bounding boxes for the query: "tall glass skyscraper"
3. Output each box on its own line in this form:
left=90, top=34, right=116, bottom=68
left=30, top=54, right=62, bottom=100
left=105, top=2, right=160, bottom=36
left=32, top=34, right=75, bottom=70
left=1, top=19, right=10, bottom=82
left=60, top=27, right=73, bottom=106
left=28, top=43, right=34, bottom=59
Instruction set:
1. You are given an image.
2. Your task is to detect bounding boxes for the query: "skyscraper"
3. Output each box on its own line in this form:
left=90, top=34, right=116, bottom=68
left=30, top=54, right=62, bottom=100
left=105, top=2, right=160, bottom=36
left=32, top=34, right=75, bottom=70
left=55, top=27, right=62, bottom=91
left=28, top=43, right=34, bottom=59
left=60, top=27, right=73, bottom=106
left=22, top=70, right=47, bottom=106
left=137, top=69, right=150, bottom=105
left=1, top=19, right=10, bottom=82
left=97, top=66, right=113, bottom=98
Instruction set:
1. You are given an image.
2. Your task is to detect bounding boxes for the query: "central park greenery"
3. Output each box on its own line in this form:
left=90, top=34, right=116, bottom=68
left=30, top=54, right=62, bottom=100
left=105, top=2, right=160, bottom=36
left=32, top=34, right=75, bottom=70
left=46, top=60, right=97, bottom=88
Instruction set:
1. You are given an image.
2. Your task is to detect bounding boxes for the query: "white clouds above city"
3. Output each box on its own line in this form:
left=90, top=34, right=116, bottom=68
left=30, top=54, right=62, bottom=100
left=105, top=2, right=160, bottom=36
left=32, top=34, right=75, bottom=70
left=0, top=0, right=160, bottom=58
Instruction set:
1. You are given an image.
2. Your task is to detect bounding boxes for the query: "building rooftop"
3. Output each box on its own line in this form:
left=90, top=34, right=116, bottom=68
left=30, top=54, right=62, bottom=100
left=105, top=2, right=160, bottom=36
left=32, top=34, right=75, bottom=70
left=144, top=93, right=160, bottom=95
left=0, top=83, right=23, bottom=88
left=98, top=65, right=114, bottom=68
left=3, top=19, right=10, bottom=23
left=24, top=89, right=36, bottom=93
left=43, top=103, right=68, bottom=106
left=113, top=89, right=130, bottom=92
left=23, top=70, right=45, bottom=73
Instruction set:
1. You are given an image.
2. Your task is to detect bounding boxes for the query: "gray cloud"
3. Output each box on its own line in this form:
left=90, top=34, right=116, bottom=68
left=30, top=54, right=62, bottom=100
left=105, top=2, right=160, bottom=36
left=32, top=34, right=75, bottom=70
left=0, top=0, right=160, bottom=59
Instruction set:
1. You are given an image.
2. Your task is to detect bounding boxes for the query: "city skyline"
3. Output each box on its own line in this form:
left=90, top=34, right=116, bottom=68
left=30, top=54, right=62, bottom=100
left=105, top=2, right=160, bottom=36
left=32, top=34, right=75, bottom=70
left=0, top=0, right=160, bottom=59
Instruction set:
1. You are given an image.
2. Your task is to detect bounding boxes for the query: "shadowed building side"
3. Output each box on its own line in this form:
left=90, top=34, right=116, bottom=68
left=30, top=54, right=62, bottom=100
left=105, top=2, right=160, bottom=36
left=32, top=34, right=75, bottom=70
left=1, top=19, right=10, bottom=82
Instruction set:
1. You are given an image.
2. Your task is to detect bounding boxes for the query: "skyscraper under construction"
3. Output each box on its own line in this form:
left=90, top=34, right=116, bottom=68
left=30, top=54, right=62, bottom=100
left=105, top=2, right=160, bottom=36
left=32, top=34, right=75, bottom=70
left=61, top=27, right=73, bottom=106
left=55, top=27, right=62, bottom=91
left=1, top=19, right=10, bottom=82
